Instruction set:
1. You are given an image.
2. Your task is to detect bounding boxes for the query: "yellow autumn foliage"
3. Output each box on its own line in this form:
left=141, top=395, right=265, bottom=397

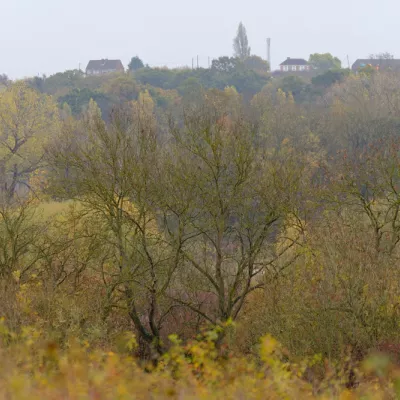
left=0, top=318, right=396, bottom=399
left=0, top=82, right=59, bottom=196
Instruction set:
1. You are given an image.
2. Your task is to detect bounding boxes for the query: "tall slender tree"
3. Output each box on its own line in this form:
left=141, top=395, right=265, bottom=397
left=233, top=22, right=251, bottom=60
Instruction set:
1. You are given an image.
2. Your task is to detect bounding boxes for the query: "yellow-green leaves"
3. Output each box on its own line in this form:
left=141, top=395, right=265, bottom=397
left=0, top=82, right=59, bottom=199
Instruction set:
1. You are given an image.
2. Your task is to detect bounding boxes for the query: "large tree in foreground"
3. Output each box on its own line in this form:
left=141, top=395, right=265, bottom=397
left=233, top=22, right=251, bottom=60
left=47, top=90, right=306, bottom=355
left=47, top=97, right=178, bottom=358
left=159, top=93, right=305, bottom=327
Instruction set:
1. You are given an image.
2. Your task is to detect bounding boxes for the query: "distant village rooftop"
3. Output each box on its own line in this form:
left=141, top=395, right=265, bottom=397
left=85, top=59, right=124, bottom=75
left=280, top=58, right=309, bottom=66
left=351, top=59, right=400, bottom=71
left=279, top=57, right=311, bottom=72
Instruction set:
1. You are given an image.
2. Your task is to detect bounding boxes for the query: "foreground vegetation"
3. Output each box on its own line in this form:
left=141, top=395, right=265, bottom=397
left=2, top=58, right=400, bottom=397
left=2, top=319, right=400, bottom=399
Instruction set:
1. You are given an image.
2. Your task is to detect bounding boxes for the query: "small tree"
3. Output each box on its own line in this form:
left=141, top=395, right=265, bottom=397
left=242, top=55, right=270, bottom=73
left=128, top=56, right=145, bottom=71
left=233, top=22, right=251, bottom=60
left=309, top=53, right=341, bottom=71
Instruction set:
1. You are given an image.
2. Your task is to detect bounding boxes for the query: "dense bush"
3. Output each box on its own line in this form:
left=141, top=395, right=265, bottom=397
left=1, top=318, right=399, bottom=399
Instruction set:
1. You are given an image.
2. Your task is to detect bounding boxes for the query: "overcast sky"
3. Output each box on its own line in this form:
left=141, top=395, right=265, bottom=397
left=1, top=0, right=398, bottom=78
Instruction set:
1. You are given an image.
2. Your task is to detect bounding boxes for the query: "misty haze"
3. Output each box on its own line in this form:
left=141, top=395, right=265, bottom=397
left=1, top=1, right=400, bottom=398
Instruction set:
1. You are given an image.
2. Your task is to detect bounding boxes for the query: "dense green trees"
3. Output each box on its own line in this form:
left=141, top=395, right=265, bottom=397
left=276, top=76, right=308, bottom=99
left=311, top=69, right=349, bottom=88
left=58, top=88, right=112, bottom=116
left=309, top=53, right=342, bottom=70
left=243, top=55, right=269, bottom=73
left=133, top=65, right=270, bottom=97
left=211, top=57, right=238, bottom=73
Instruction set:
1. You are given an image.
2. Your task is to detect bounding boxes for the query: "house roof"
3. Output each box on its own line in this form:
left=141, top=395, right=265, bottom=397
left=280, top=58, right=308, bottom=66
left=86, top=59, right=124, bottom=71
left=352, top=59, right=400, bottom=71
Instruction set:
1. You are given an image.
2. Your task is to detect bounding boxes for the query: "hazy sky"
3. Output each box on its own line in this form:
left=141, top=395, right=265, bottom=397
left=1, top=0, right=398, bottom=78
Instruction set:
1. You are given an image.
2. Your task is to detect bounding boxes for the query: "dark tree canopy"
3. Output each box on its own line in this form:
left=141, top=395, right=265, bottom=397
left=311, top=69, right=349, bottom=88
left=279, top=75, right=308, bottom=98
left=0, top=74, right=10, bottom=87
left=242, top=55, right=269, bottom=73
left=58, top=88, right=112, bottom=116
left=128, top=56, right=145, bottom=71
left=211, top=57, right=239, bottom=73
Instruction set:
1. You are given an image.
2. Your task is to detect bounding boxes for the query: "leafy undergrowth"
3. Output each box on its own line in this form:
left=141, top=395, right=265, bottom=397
left=0, top=319, right=399, bottom=400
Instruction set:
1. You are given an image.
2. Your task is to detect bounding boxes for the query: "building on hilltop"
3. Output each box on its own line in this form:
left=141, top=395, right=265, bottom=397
left=279, top=58, right=311, bottom=72
left=85, top=59, right=124, bottom=75
left=351, top=59, right=400, bottom=72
